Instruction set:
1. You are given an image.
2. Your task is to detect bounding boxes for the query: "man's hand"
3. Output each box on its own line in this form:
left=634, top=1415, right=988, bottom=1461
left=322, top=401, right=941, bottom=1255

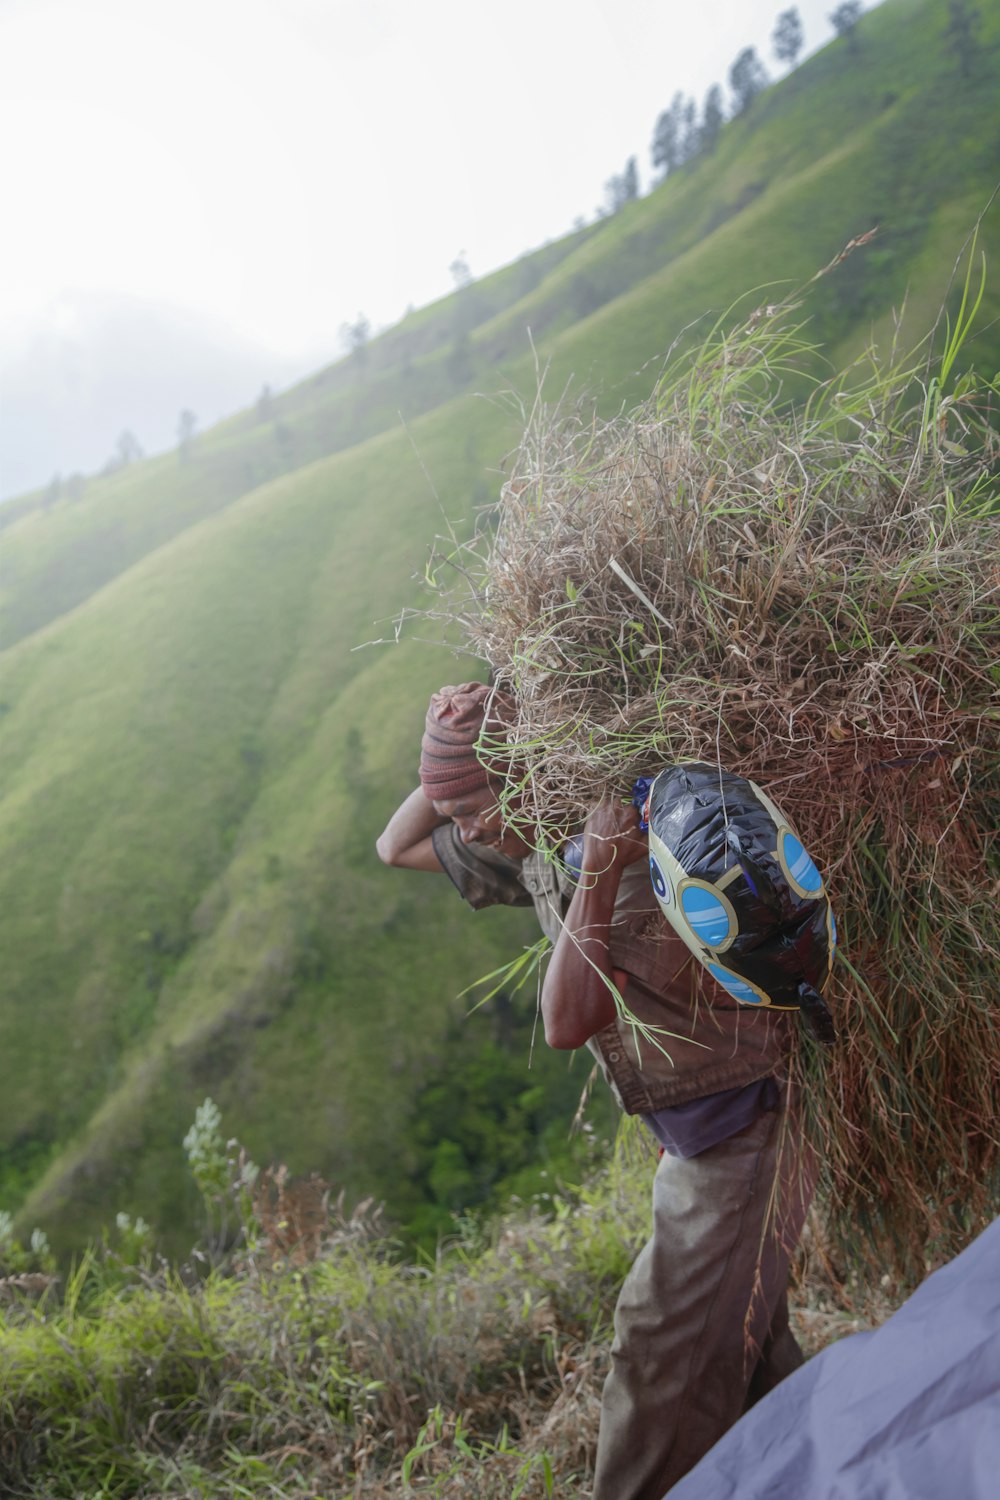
left=582, top=796, right=648, bottom=876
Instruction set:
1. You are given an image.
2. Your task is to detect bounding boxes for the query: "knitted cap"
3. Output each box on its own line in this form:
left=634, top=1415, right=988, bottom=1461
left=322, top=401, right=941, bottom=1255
left=419, top=682, right=491, bottom=802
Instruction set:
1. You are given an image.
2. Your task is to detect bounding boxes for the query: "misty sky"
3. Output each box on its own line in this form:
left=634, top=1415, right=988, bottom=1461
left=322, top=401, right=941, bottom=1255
left=0, top=0, right=850, bottom=494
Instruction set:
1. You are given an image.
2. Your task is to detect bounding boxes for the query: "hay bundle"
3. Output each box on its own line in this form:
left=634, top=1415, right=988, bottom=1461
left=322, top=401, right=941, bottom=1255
left=433, top=298, right=1000, bottom=1278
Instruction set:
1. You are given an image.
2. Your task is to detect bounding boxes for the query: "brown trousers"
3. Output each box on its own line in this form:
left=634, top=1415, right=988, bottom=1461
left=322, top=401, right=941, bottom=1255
left=591, top=1087, right=815, bottom=1500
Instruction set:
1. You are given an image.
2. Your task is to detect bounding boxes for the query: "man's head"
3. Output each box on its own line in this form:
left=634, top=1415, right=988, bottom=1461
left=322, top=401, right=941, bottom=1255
left=419, top=681, right=531, bottom=858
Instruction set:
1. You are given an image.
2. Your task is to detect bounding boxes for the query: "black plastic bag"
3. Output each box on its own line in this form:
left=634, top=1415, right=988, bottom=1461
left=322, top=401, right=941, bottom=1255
left=637, top=762, right=837, bottom=1043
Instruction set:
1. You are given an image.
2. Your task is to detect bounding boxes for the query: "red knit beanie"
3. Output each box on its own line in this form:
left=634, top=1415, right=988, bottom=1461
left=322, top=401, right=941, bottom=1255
left=419, top=682, right=492, bottom=802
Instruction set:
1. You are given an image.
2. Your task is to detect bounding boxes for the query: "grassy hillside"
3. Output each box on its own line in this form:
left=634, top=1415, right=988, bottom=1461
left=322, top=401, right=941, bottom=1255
left=2, top=0, right=1000, bottom=1254
left=5, top=0, right=1000, bottom=650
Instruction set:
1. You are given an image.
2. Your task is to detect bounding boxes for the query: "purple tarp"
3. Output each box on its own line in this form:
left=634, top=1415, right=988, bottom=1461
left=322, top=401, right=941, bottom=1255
left=669, top=1216, right=1000, bottom=1499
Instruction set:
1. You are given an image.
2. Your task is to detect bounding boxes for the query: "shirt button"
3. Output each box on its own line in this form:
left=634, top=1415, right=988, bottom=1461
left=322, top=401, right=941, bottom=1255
left=607, top=1050, right=620, bottom=1063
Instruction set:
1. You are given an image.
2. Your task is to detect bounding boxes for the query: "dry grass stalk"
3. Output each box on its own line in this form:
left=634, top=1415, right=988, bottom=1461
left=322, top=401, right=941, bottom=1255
left=252, top=1164, right=331, bottom=1267
left=0, top=1273, right=59, bottom=1303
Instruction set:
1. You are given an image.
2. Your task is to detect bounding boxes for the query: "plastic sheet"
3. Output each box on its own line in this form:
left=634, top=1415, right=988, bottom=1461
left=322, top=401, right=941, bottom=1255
left=669, top=1215, right=1000, bottom=1500
left=639, top=763, right=836, bottom=1042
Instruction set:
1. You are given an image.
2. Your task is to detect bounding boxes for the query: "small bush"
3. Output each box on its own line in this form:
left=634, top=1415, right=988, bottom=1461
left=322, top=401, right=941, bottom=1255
left=0, top=1093, right=906, bottom=1500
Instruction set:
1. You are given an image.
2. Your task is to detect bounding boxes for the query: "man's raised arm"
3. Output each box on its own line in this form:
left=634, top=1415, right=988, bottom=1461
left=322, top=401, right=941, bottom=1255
left=377, top=682, right=499, bottom=874
left=541, top=798, right=647, bottom=1049
left=376, top=787, right=448, bottom=873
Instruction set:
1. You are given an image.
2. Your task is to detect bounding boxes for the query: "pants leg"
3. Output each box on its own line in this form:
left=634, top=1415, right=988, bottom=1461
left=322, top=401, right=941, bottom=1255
left=591, top=1088, right=815, bottom=1500
left=743, top=1287, right=805, bottom=1411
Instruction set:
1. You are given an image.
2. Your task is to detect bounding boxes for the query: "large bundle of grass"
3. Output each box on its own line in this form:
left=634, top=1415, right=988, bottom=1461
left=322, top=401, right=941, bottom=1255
left=430, top=273, right=1000, bottom=1279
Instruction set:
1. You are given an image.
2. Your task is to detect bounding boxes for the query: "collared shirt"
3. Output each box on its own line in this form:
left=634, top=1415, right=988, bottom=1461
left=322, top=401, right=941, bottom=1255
left=644, top=1076, right=780, bottom=1158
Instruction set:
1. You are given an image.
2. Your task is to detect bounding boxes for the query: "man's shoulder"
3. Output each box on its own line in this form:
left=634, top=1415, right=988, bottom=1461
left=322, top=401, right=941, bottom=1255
left=431, top=824, right=534, bottom=910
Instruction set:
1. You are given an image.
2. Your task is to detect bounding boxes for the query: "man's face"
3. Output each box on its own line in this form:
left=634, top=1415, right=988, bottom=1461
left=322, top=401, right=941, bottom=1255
left=432, top=783, right=532, bottom=860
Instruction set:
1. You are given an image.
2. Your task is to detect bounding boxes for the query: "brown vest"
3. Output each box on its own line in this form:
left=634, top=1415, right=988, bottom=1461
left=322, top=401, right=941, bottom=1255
left=432, top=826, right=793, bottom=1113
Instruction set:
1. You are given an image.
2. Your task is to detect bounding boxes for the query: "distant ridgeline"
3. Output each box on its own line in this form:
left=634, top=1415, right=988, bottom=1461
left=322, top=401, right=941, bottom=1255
left=1, top=0, right=999, bottom=1256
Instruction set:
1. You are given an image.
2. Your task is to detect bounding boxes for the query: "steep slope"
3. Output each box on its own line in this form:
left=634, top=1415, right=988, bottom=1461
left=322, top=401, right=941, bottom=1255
left=2, top=0, right=1000, bottom=1250
left=0, top=408, right=552, bottom=1250
left=5, top=0, right=999, bottom=651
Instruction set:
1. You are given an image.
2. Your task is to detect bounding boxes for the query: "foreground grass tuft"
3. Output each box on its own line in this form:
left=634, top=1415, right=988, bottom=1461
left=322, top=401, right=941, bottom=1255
left=0, top=1119, right=902, bottom=1500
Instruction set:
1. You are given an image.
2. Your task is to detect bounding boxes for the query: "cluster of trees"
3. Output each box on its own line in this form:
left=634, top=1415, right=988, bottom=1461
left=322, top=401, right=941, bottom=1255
left=349, top=6, right=895, bottom=353
left=339, top=311, right=371, bottom=369
left=944, top=0, right=984, bottom=76
left=52, top=407, right=202, bottom=500
left=646, top=5, right=863, bottom=188
left=336, top=3, right=917, bottom=354
left=601, top=0, right=981, bottom=212
left=601, top=6, right=817, bottom=208
left=337, top=250, right=480, bottom=391
left=101, top=411, right=199, bottom=475
left=403, top=993, right=613, bottom=1247
left=102, top=428, right=144, bottom=476
left=30, top=0, right=990, bottom=511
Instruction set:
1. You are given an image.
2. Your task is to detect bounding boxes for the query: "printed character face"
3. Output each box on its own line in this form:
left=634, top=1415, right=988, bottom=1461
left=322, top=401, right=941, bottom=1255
left=645, top=762, right=835, bottom=1015
left=432, top=784, right=532, bottom=859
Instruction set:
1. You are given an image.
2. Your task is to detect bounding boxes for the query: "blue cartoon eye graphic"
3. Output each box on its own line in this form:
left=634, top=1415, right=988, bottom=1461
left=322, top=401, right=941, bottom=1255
left=707, top=963, right=766, bottom=1005
left=680, top=886, right=733, bottom=948
left=781, top=832, right=824, bottom=897
left=649, top=856, right=672, bottom=906
left=642, top=762, right=837, bottom=1038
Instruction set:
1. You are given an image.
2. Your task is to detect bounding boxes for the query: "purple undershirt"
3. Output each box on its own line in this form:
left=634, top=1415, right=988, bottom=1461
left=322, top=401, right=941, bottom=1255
left=643, top=1076, right=780, bottom=1158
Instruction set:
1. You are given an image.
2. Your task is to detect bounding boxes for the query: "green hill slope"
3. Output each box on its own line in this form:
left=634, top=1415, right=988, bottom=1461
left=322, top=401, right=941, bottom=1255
left=5, top=0, right=1000, bottom=652
left=3, top=0, right=1000, bottom=1253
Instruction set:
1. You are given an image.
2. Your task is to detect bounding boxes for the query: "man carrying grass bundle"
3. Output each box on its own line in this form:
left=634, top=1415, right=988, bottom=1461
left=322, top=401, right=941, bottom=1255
left=377, top=681, right=816, bottom=1500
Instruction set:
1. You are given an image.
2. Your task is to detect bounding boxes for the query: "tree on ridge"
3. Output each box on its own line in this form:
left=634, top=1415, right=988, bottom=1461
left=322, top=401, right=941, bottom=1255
left=115, top=430, right=143, bottom=468
left=700, top=84, right=726, bottom=153
left=652, top=93, right=687, bottom=177
left=773, top=7, right=805, bottom=66
left=177, top=410, right=197, bottom=464
left=603, top=155, right=640, bottom=214
left=340, top=313, right=371, bottom=374
left=829, top=1, right=863, bottom=51
left=729, top=46, right=769, bottom=114
left=944, top=0, right=981, bottom=77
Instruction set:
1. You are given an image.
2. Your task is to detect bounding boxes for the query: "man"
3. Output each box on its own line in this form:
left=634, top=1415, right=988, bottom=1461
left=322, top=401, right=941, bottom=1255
left=377, top=682, right=814, bottom=1499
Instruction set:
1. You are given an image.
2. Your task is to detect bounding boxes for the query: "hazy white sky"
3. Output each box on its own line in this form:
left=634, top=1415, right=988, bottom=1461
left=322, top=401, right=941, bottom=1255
left=1, top=0, right=846, bottom=367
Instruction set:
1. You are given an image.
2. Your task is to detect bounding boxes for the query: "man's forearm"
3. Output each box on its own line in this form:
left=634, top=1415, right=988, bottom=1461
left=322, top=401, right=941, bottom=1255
left=541, top=847, right=624, bottom=1049
left=376, top=787, right=448, bottom=871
